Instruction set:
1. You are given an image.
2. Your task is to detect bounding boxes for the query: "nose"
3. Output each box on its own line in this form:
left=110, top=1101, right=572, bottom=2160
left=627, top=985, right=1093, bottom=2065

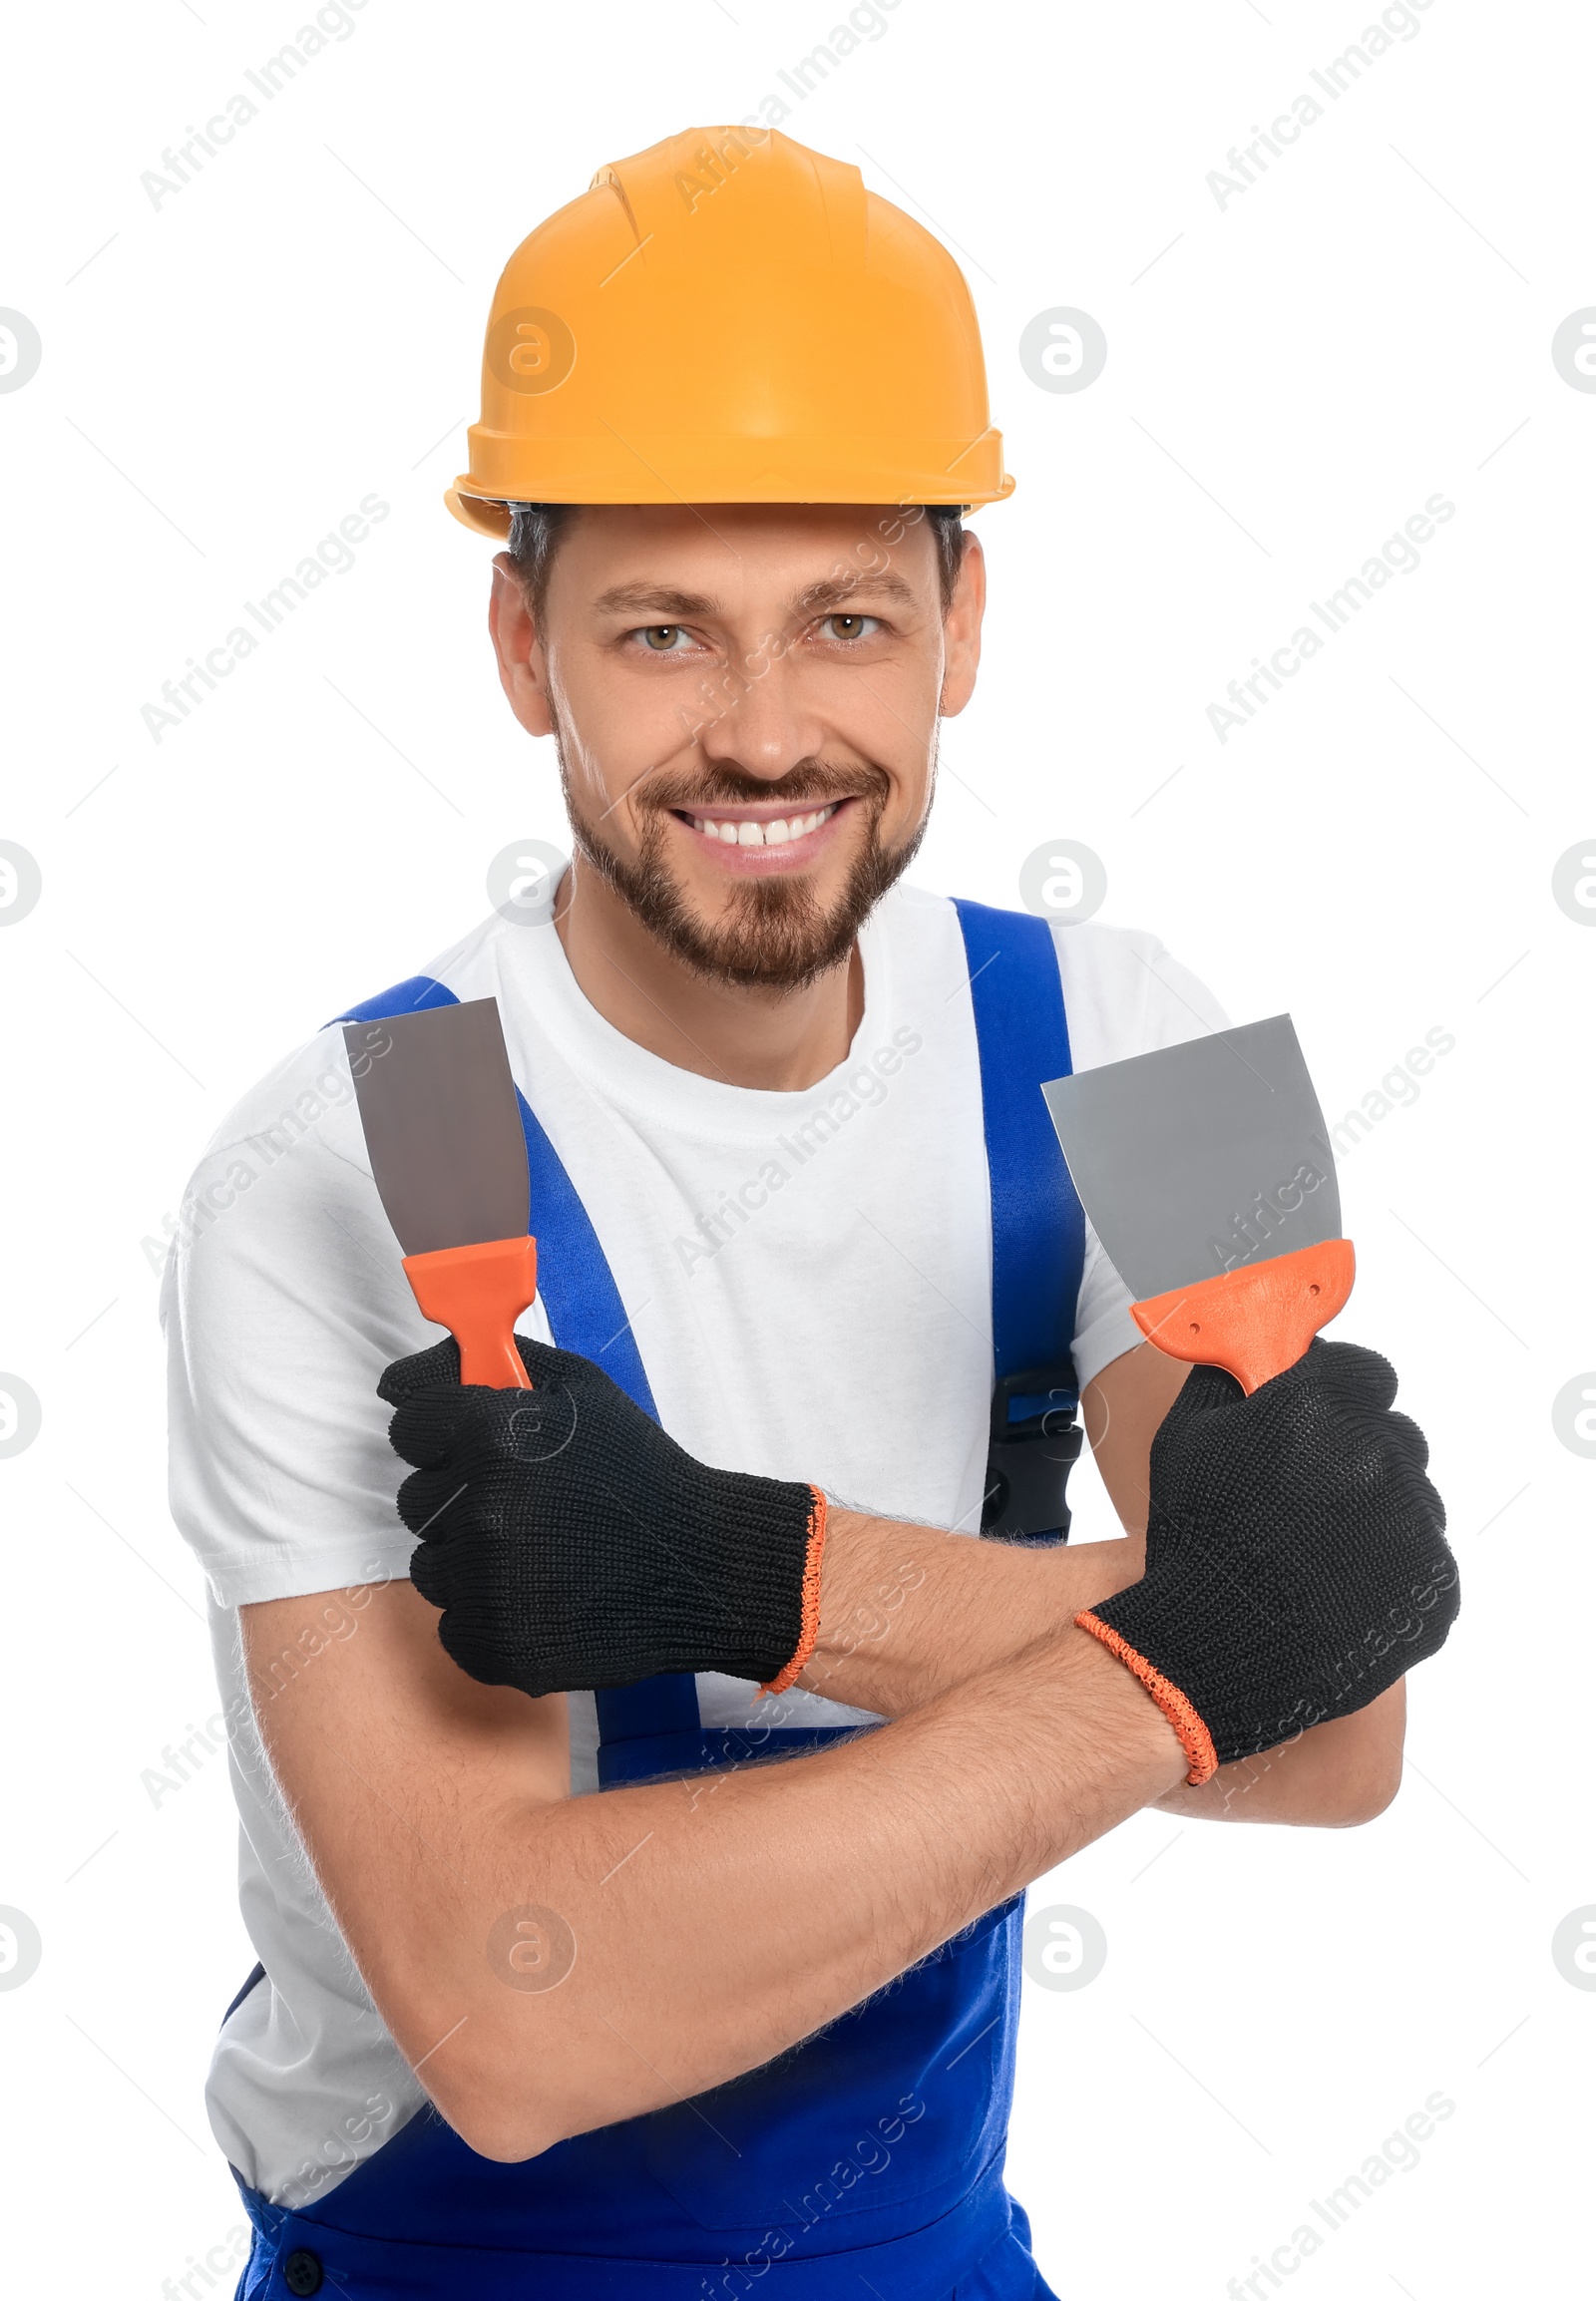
left=693, top=647, right=826, bottom=785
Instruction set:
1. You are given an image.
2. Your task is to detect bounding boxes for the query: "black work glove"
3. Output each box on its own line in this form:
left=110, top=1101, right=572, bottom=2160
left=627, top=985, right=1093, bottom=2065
left=1077, top=1340, right=1457, bottom=1781
left=379, top=1337, right=826, bottom=1700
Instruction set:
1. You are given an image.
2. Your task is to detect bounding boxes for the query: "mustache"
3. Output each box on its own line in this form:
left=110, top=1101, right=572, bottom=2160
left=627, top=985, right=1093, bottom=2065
left=635, top=759, right=891, bottom=815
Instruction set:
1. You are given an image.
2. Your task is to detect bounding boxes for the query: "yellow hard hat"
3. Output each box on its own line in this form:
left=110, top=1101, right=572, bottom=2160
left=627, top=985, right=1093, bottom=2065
left=445, top=126, right=1013, bottom=536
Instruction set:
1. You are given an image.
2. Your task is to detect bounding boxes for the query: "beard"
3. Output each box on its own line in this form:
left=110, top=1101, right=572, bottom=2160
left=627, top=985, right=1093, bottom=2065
left=557, top=735, right=930, bottom=993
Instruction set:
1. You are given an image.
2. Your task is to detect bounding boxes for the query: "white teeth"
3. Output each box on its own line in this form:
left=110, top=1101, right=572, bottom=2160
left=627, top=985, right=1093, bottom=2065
left=689, top=803, right=837, bottom=847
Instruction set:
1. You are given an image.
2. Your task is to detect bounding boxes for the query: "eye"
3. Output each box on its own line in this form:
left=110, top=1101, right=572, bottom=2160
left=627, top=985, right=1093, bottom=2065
left=818, top=612, right=880, bottom=643
left=632, top=624, right=694, bottom=653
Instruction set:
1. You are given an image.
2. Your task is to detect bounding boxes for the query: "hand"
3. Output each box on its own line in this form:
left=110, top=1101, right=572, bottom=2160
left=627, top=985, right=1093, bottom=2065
left=378, top=1337, right=826, bottom=1700
left=1075, top=1340, right=1457, bottom=1782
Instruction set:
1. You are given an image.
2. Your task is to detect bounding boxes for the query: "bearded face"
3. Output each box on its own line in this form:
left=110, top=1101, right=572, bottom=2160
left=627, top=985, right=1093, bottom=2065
left=493, top=503, right=976, bottom=992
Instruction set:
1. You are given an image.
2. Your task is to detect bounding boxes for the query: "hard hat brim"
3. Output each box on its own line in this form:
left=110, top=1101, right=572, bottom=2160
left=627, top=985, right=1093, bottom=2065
left=444, top=489, right=516, bottom=540
left=445, top=454, right=1014, bottom=539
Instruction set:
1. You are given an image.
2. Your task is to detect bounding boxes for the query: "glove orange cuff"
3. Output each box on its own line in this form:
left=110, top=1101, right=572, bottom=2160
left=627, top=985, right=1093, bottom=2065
left=760, top=1488, right=829, bottom=1698
left=1075, top=1608, right=1220, bottom=1786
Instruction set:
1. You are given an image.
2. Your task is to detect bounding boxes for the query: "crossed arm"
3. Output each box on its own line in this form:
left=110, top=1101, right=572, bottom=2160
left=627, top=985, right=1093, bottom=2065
left=242, top=1342, right=1403, bottom=2158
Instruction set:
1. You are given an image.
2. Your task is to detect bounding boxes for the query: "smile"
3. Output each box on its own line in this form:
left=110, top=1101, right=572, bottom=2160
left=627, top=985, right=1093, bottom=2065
left=684, top=803, right=840, bottom=848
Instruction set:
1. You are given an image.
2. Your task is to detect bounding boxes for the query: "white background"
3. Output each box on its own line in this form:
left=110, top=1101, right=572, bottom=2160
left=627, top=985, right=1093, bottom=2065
left=1, top=0, right=1591, bottom=2292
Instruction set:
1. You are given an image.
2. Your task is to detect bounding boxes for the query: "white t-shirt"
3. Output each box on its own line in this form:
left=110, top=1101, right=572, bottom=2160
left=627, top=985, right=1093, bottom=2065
left=163, top=882, right=1228, bottom=2207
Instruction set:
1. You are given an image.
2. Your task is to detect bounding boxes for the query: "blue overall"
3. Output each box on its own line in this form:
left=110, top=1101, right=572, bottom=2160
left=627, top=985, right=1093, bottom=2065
left=232, top=901, right=1085, bottom=2300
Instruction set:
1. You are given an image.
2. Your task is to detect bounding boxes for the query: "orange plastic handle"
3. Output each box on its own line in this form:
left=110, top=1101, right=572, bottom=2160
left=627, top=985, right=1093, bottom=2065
left=1130, top=1238, right=1356, bottom=1395
left=401, top=1235, right=538, bottom=1388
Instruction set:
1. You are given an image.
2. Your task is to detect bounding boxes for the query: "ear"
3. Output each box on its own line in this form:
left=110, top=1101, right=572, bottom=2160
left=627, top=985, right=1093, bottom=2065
left=937, top=531, right=986, bottom=718
left=488, top=556, right=555, bottom=739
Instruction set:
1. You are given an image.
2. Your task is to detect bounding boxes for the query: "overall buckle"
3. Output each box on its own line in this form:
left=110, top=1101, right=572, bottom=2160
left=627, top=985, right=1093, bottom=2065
left=982, top=1360, right=1082, bottom=1546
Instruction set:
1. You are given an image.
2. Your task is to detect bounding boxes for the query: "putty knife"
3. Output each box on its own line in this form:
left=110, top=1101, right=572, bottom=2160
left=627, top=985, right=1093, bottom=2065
left=1041, top=1017, right=1354, bottom=1394
left=343, top=999, right=537, bottom=1389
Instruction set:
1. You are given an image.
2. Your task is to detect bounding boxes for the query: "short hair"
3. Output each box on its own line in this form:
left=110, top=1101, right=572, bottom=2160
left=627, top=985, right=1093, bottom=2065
left=504, top=502, right=968, bottom=632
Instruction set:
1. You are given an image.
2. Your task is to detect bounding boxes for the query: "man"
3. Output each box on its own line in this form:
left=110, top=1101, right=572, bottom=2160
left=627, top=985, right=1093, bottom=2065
left=166, top=128, right=1455, bottom=2299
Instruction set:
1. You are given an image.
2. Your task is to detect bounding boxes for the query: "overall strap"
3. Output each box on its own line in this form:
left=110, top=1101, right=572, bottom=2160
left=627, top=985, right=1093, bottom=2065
left=951, top=900, right=1087, bottom=1541
left=951, top=901, right=1085, bottom=1374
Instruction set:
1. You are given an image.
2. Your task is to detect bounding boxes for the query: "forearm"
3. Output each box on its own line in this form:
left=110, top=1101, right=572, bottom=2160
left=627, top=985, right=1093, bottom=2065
left=796, top=1508, right=1144, bottom=1715
left=786, top=1342, right=1173, bottom=1720
left=1153, top=1679, right=1407, bottom=1826
left=436, top=1631, right=1180, bottom=2152
left=252, top=1585, right=1183, bottom=2161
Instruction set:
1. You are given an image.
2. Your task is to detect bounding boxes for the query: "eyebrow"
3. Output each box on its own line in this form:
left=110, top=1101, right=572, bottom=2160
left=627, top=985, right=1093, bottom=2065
left=793, top=571, right=918, bottom=615
left=588, top=569, right=921, bottom=622
left=590, top=582, right=719, bottom=619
